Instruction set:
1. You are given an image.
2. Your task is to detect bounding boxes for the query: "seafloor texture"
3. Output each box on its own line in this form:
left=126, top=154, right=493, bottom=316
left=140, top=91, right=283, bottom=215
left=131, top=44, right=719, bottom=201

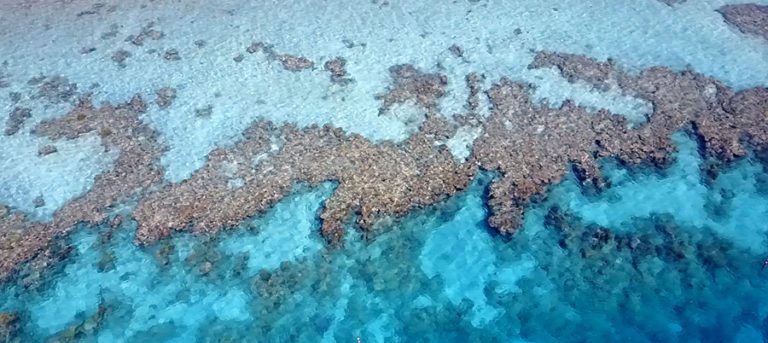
left=1, top=0, right=768, bottom=342
left=718, top=3, right=768, bottom=41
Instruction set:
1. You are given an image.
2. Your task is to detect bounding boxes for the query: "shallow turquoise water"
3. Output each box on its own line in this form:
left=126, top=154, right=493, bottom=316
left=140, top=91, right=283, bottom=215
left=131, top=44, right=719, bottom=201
left=2, top=134, right=768, bottom=342
left=1, top=0, right=768, bottom=342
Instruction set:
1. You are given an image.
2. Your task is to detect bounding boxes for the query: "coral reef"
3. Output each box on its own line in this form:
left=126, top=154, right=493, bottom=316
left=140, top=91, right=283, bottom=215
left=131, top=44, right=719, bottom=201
left=36, top=76, right=78, bottom=103
left=4, top=107, right=32, bottom=135
left=467, top=51, right=768, bottom=234
left=717, top=4, right=768, bottom=41
left=38, top=144, right=58, bottom=156
left=472, top=79, right=623, bottom=232
left=3, top=54, right=768, bottom=283
left=375, top=64, right=447, bottom=114
left=244, top=42, right=314, bottom=71
left=133, top=114, right=474, bottom=244
left=324, top=57, right=352, bottom=86
left=0, top=95, right=166, bottom=280
left=0, top=311, right=19, bottom=342
left=155, top=87, right=176, bottom=108
left=46, top=303, right=112, bottom=342
left=111, top=49, right=131, bottom=68
left=164, top=49, right=181, bottom=61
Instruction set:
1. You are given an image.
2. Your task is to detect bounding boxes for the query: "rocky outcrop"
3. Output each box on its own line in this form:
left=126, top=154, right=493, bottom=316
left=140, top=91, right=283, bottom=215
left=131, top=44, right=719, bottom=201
left=4, top=107, right=32, bottom=135
left=472, top=80, right=623, bottom=233
left=3, top=55, right=768, bottom=283
left=244, top=42, right=314, bottom=72
left=717, top=4, right=768, bottom=41
left=133, top=115, right=475, bottom=244
left=375, top=64, right=448, bottom=114
left=324, top=57, right=352, bottom=86
left=0, top=95, right=166, bottom=280
left=469, top=51, right=768, bottom=234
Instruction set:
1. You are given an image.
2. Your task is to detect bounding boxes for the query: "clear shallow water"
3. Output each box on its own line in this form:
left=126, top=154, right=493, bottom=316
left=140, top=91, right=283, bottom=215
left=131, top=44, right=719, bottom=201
left=1, top=0, right=768, bottom=342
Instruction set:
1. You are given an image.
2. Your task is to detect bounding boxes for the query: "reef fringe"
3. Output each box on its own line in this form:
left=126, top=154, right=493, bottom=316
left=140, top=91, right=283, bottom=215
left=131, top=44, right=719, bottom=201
left=2, top=55, right=768, bottom=282
left=481, top=50, right=768, bottom=234
left=0, top=94, right=166, bottom=281
left=133, top=115, right=475, bottom=245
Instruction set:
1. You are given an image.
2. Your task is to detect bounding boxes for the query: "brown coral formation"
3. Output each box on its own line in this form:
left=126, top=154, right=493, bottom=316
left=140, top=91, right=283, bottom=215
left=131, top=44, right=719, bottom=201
left=717, top=4, right=768, bottom=41
left=0, top=95, right=166, bottom=280
left=324, top=57, right=352, bottom=86
left=375, top=64, right=448, bottom=114
left=244, top=42, right=314, bottom=72
left=37, top=75, right=78, bottom=103
left=470, top=51, right=768, bottom=234
left=4, top=107, right=32, bottom=135
left=126, top=22, right=164, bottom=46
left=277, top=55, right=313, bottom=71
left=3, top=53, right=768, bottom=284
left=472, top=80, right=625, bottom=232
left=133, top=114, right=475, bottom=244
left=529, top=51, right=768, bottom=163
left=0, top=311, right=19, bottom=341
left=38, top=144, right=58, bottom=156
left=155, top=87, right=176, bottom=108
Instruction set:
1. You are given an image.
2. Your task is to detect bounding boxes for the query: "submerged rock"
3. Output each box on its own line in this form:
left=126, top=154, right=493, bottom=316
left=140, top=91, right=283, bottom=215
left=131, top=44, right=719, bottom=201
left=449, top=44, right=464, bottom=58
left=164, top=49, right=181, bottom=61
left=127, top=22, right=165, bottom=46
left=8, top=92, right=21, bottom=103
left=79, top=46, right=96, bottom=54
left=38, top=144, right=58, bottom=156
left=376, top=64, right=448, bottom=114
left=199, top=261, right=213, bottom=275
left=717, top=4, right=768, bottom=41
left=0, top=311, right=19, bottom=341
left=658, top=0, right=686, bottom=6
left=155, top=87, right=176, bottom=108
left=277, top=54, right=313, bottom=71
left=111, top=49, right=132, bottom=67
left=37, top=75, right=78, bottom=103
left=324, top=57, right=351, bottom=86
left=4, top=107, right=31, bottom=135
left=0, top=94, right=166, bottom=281
left=194, top=105, right=213, bottom=117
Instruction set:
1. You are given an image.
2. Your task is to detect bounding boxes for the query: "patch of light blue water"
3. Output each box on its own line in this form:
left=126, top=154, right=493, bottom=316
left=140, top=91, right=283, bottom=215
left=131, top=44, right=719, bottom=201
left=219, top=182, right=333, bottom=274
left=2, top=0, right=765, bottom=180
left=0, top=131, right=118, bottom=220
left=550, top=131, right=768, bottom=253
left=419, top=182, right=536, bottom=327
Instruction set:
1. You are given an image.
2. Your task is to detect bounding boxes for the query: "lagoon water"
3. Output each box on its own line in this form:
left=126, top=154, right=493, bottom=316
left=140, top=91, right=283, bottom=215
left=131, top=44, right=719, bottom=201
left=1, top=0, right=768, bottom=342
